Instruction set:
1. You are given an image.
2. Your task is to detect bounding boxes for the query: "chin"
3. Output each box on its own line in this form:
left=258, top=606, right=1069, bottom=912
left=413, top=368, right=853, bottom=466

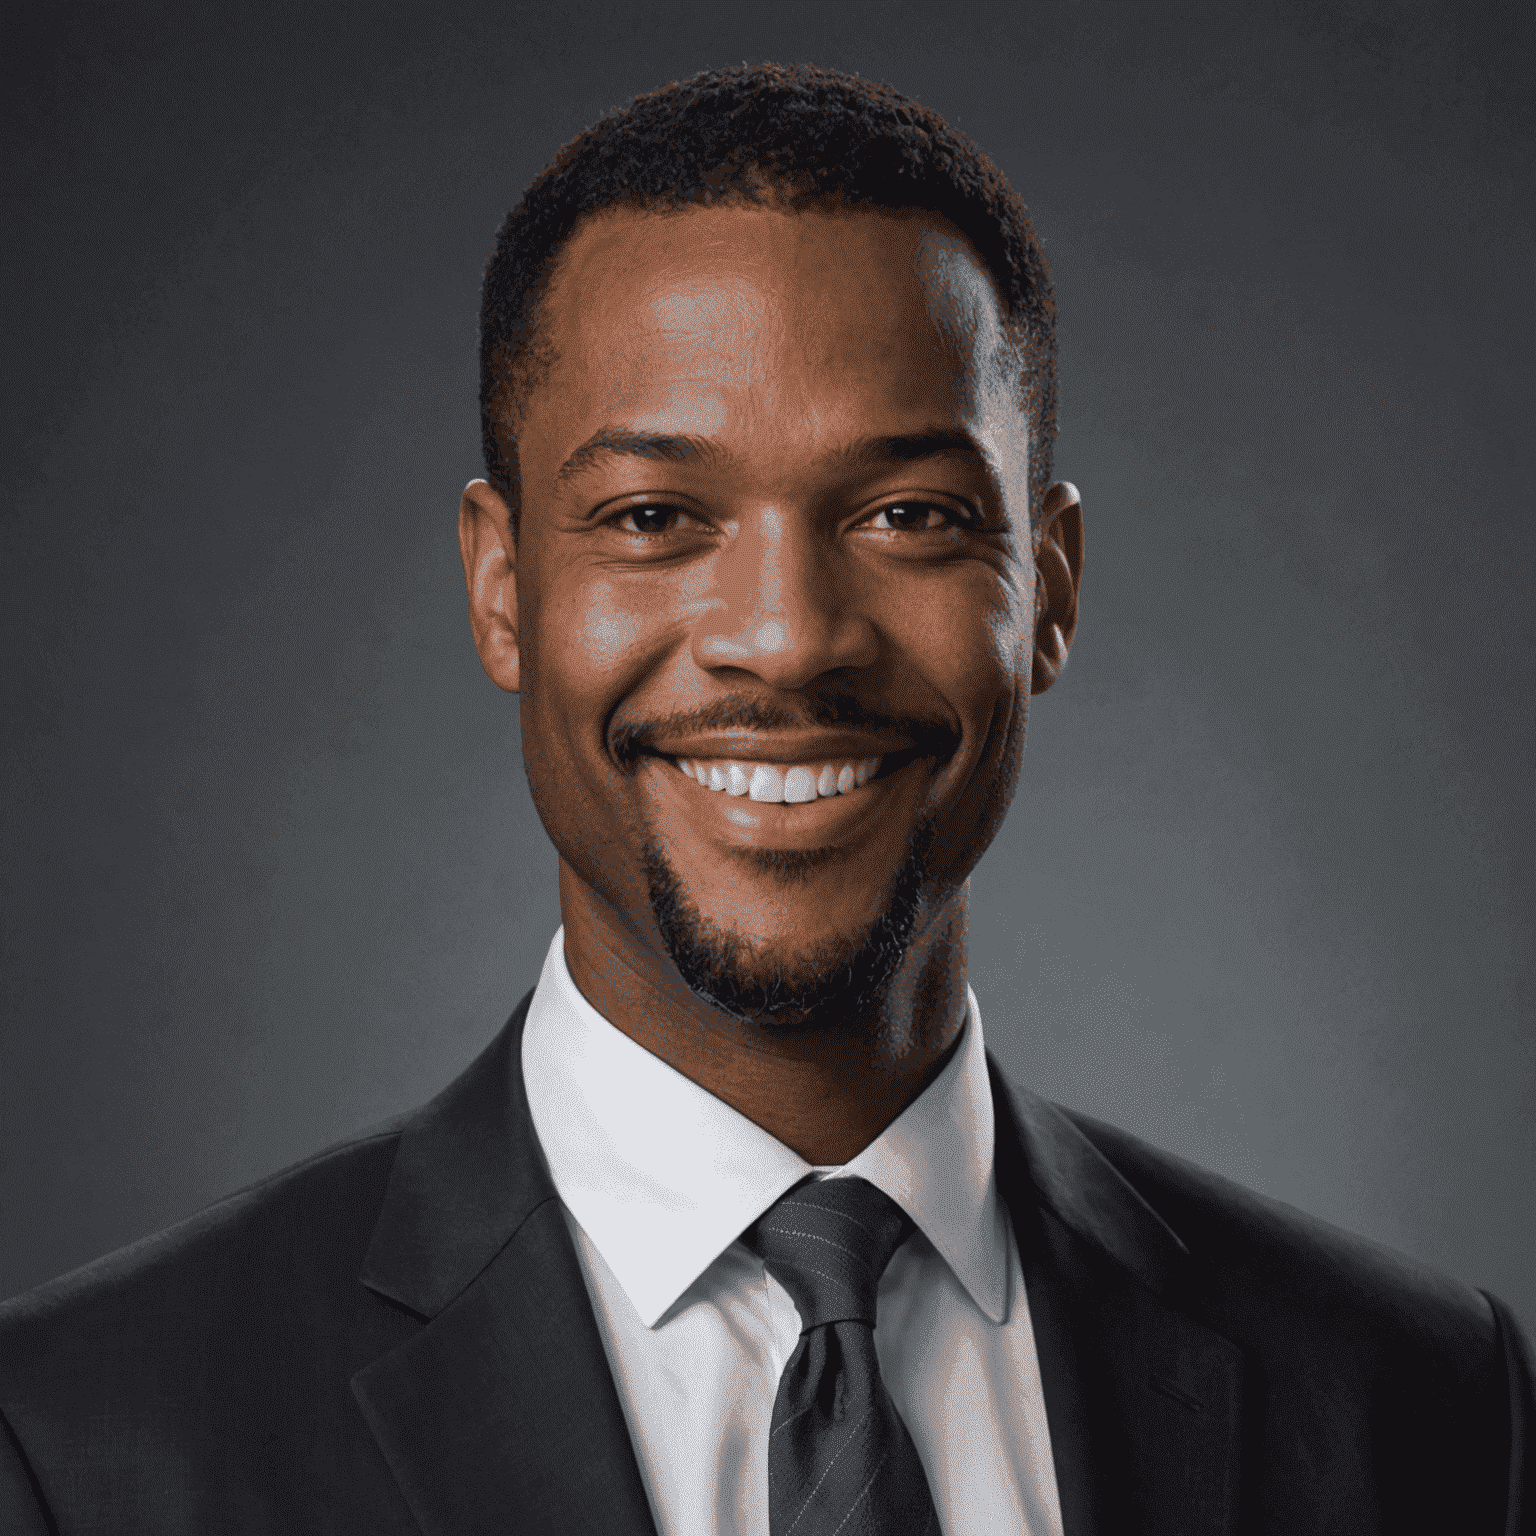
left=641, top=822, right=935, bottom=1030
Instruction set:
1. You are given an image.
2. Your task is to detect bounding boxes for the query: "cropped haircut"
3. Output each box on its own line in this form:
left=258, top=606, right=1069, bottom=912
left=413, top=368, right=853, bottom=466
left=479, top=63, right=1057, bottom=532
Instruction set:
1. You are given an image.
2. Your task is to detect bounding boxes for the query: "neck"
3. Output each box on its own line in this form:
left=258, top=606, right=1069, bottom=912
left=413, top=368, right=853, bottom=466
left=558, top=862, right=971, bottom=1165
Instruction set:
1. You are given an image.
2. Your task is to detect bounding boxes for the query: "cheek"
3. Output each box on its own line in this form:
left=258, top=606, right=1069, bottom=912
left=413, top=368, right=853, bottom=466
left=568, top=587, right=650, bottom=673
left=983, top=559, right=1036, bottom=692
left=895, top=566, right=1032, bottom=709
left=516, top=571, right=676, bottom=888
left=976, top=581, right=1035, bottom=773
left=988, top=595, right=1035, bottom=688
left=912, top=571, right=1031, bottom=847
left=522, top=567, right=683, bottom=747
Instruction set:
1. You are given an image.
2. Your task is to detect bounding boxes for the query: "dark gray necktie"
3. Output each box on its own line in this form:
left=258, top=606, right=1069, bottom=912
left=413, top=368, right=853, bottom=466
left=744, top=1176, right=941, bottom=1536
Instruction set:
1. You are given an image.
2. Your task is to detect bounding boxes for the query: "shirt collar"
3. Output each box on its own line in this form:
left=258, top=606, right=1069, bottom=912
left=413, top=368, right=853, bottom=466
left=521, top=928, right=1009, bottom=1328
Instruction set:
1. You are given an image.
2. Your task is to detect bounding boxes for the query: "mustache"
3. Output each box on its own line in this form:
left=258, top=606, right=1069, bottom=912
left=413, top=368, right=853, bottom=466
left=611, top=691, right=961, bottom=770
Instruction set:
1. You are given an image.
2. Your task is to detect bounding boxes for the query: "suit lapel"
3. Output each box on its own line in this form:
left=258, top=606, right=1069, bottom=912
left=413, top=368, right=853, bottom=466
left=989, top=1061, right=1243, bottom=1536
left=351, top=995, right=657, bottom=1536
left=343, top=990, right=1240, bottom=1535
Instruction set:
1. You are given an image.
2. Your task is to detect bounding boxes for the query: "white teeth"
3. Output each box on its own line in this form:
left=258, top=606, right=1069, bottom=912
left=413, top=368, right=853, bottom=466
left=783, top=766, right=817, bottom=803
left=749, top=764, right=786, bottom=802
left=673, top=755, right=886, bottom=800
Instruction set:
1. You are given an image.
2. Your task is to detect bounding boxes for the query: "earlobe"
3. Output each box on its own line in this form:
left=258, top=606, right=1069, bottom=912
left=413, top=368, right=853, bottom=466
left=1031, top=481, right=1084, bottom=696
left=458, top=479, right=521, bottom=694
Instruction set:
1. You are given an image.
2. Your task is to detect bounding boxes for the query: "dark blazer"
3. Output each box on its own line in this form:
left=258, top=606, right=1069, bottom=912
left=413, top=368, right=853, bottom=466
left=2, top=992, right=1530, bottom=1534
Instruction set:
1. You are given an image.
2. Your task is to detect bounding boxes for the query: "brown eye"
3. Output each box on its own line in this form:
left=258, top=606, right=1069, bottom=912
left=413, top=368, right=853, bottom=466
left=618, top=504, right=683, bottom=534
left=870, top=503, right=959, bottom=531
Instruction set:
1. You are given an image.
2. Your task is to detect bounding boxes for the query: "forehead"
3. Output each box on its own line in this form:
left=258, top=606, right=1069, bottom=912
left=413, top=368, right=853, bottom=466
left=524, top=202, right=1019, bottom=458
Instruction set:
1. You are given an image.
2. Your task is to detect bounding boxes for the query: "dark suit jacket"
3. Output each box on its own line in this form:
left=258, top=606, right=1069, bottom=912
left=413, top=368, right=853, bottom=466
left=2, top=991, right=1530, bottom=1534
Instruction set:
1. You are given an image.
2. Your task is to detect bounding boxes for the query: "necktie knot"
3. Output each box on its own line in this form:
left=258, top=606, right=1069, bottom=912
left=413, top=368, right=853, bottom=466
left=745, top=1176, right=914, bottom=1330
left=744, top=1176, right=939, bottom=1533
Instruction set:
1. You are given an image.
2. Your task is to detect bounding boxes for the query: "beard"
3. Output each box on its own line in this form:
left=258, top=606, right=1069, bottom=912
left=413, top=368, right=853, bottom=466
left=640, top=820, right=936, bottom=1032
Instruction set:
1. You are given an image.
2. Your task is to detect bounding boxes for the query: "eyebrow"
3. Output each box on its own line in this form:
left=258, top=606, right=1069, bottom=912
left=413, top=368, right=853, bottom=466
left=556, top=429, right=718, bottom=483
left=828, top=429, right=989, bottom=469
left=555, top=425, right=989, bottom=484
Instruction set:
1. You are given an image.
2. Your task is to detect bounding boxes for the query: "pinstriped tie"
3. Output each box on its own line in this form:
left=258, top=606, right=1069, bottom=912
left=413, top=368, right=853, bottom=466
left=744, top=1177, right=941, bottom=1536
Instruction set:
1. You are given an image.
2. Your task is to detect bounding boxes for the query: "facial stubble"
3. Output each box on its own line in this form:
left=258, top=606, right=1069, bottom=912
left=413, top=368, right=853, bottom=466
left=641, top=819, right=937, bottom=1032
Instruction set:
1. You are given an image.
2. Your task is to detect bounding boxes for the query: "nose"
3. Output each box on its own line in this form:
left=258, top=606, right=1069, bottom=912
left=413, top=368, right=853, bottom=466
left=690, top=506, right=879, bottom=688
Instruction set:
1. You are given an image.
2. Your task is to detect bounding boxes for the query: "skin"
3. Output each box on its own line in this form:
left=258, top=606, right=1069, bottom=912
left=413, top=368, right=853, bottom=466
left=460, top=202, right=1083, bottom=1164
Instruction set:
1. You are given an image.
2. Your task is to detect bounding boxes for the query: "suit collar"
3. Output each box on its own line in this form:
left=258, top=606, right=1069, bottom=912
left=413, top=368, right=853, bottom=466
left=358, top=991, right=548, bottom=1319
left=357, top=993, right=1191, bottom=1332
left=987, top=1062, right=1189, bottom=1298
left=353, top=996, right=658, bottom=1536
left=987, top=1057, right=1243, bottom=1536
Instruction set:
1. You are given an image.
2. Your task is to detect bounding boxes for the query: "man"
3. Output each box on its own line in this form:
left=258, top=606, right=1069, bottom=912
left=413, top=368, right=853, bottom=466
left=0, top=63, right=1529, bottom=1536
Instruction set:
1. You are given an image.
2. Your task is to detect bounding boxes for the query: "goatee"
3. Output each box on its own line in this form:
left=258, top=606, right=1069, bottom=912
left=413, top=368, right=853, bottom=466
left=641, top=821, right=936, bottom=1031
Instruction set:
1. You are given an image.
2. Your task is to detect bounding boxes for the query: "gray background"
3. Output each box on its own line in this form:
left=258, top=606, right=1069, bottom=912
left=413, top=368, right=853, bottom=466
left=4, top=1, right=1532, bottom=1330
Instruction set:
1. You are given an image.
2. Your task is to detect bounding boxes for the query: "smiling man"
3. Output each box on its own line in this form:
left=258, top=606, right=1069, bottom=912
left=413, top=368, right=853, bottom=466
left=466, top=192, right=1063, bottom=1164
left=0, top=64, right=1529, bottom=1536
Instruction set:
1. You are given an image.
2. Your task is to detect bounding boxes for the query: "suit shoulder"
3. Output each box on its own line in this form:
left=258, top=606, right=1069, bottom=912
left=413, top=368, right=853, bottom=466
left=0, top=1122, right=404, bottom=1357
left=1058, top=1105, right=1498, bottom=1361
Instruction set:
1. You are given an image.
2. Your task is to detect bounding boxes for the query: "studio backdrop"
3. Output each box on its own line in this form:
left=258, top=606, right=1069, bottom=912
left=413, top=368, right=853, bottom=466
left=3, top=0, right=1532, bottom=1329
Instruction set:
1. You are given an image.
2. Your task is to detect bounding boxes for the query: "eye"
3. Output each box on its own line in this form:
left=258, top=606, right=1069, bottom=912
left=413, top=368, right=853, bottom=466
left=867, top=502, right=971, bottom=531
left=615, top=503, right=688, bottom=535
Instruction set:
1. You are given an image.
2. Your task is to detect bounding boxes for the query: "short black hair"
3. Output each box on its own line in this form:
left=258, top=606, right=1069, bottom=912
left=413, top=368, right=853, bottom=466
left=480, top=63, right=1057, bottom=528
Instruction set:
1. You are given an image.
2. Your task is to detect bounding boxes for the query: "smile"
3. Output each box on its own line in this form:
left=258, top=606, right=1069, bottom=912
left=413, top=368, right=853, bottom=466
left=675, top=756, right=883, bottom=802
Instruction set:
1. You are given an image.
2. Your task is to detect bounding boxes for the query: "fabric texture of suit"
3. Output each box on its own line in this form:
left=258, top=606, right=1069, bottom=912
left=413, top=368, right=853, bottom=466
left=1, top=991, right=1530, bottom=1534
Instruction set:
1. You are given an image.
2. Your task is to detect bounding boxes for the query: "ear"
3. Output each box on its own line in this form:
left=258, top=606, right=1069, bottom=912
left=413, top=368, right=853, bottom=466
left=1031, top=480, right=1084, bottom=696
left=458, top=479, right=520, bottom=694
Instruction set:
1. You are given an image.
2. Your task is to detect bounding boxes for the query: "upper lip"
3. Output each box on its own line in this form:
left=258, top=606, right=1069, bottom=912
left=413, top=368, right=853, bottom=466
left=647, top=730, right=918, bottom=764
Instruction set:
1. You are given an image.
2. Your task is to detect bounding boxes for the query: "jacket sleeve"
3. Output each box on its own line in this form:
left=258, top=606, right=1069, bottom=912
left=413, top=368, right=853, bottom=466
left=0, top=1412, right=53, bottom=1536
left=1483, top=1291, right=1534, bottom=1536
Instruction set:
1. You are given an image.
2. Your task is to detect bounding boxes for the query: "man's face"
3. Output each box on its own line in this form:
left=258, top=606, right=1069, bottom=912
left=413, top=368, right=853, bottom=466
left=477, top=202, right=1047, bottom=1026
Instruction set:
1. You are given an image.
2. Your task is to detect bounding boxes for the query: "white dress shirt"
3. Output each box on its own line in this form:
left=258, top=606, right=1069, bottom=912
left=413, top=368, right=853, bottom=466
left=521, top=929, right=1064, bottom=1536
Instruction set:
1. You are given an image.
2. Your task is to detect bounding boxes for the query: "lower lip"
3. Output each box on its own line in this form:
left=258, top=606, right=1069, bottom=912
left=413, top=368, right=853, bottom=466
left=642, top=754, right=925, bottom=849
